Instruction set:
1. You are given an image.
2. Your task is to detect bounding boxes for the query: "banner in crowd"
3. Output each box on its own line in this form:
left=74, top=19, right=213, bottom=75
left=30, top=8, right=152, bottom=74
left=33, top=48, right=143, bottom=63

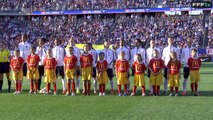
left=32, top=7, right=213, bottom=15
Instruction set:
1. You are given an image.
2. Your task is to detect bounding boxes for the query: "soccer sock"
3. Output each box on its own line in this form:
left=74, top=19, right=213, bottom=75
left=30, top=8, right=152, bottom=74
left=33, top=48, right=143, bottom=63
left=153, top=85, right=156, bottom=94
left=175, top=87, right=179, bottom=94
left=67, top=80, right=71, bottom=94
left=183, top=79, right=187, bottom=92
left=53, top=83, right=57, bottom=93
left=142, top=86, right=145, bottom=94
left=46, top=83, right=50, bottom=93
left=99, top=84, right=102, bottom=93
left=8, top=80, right=11, bottom=92
left=0, top=80, right=3, bottom=91
left=190, top=83, right=194, bottom=93
left=38, top=78, right=41, bottom=90
left=118, top=85, right=121, bottom=94
left=72, top=80, right=75, bottom=93
left=103, top=84, right=106, bottom=93
left=127, top=80, right=130, bottom=92
left=88, top=81, right=91, bottom=94
left=110, top=79, right=114, bottom=90
left=84, top=81, right=87, bottom=95
left=30, top=80, right=34, bottom=92
left=15, top=82, right=18, bottom=92
left=76, top=77, right=80, bottom=89
left=62, top=79, right=66, bottom=92
left=82, top=81, right=85, bottom=92
left=157, top=86, right=160, bottom=94
left=93, top=78, right=97, bottom=91
left=35, top=80, right=38, bottom=92
left=170, top=87, right=174, bottom=93
left=164, top=79, right=168, bottom=92
left=150, top=85, right=153, bottom=93
left=133, top=86, right=137, bottom=93
left=20, top=81, right=22, bottom=92
left=124, top=84, right=127, bottom=94
left=195, top=82, right=198, bottom=92
left=18, top=81, right=22, bottom=92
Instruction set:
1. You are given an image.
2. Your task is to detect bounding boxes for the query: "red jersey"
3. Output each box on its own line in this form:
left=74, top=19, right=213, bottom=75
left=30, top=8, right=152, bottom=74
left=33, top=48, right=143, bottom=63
left=80, top=54, right=93, bottom=68
left=96, top=60, right=108, bottom=73
left=115, top=59, right=129, bottom=73
left=167, top=60, right=181, bottom=75
left=132, top=61, right=146, bottom=75
left=64, top=55, right=78, bottom=69
left=10, top=57, right=24, bottom=71
left=148, top=58, right=164, bottom=73
left=44, top=58, right=57, bottom=70
left=187, top=57, right=201, bottom=70
left=27, top=54, right=40, bottom=68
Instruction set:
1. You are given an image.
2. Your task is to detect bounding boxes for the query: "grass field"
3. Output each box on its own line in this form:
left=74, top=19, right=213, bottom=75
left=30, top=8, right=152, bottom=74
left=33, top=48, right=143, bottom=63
left=0, top=62, right=213, bottom=120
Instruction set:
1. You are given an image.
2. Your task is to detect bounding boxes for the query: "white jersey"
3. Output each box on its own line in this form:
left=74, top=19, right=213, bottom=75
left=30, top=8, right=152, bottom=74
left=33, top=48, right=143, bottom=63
left=36, top=46, right=48, bottom=66
left=130, top=47, right=145, bottom=65
left=101, top=48, right=115, bottom=69
left=181, top=46, right=194, bottom=67
left=116, top=46, right=131, bottom=61
left=18, top=42, right=31, bottom=62
left=89, top=49, right=97, bottom=67
left=146, top=47, right=161, bottom=65
left=162, top=46, right=179, bottom=66
left=52, top=45, right=65, bottom=66
left=66, top=46, right=81, bottom=66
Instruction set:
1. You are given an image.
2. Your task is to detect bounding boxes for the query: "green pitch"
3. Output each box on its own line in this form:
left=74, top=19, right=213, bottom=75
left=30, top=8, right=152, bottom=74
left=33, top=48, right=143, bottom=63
left=0, top=63, right=213, bottom=120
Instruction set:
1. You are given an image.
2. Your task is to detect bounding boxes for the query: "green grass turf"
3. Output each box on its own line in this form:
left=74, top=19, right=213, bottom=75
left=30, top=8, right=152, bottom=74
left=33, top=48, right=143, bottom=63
left=0, top=62, right=213, bottom=120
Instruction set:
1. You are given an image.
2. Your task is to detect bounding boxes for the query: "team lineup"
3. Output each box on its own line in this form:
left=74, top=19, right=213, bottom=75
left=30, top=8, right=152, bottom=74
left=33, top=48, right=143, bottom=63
left=0, top=34, right=202, bottom=97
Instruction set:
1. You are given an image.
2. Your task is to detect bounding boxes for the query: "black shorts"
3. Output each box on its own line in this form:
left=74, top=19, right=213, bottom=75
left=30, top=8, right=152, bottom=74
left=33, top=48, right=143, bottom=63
left=0, top=62, right=10, bottom=73
left=92, top=67, right=96, bottom=78
left=38, top=65, right=44, bottom=77
left=131, top=68, right=135, bottom=76
left=56, top=66, right=64, bottom=77
left=77, top=69, right=80, bottom=76
left=23, top=63, right=27, bottom=76
left=183, top=67, right=190, bottom=79
left=107, top=68, right=114, bottom=79
left=147, top=69, right=151, bottom=78
left=164, top=67, right=168, bottom=79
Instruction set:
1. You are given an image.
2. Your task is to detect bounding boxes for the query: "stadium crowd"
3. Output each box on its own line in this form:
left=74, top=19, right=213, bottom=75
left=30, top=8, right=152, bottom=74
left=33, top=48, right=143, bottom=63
left=0, top=0, right=203, bottom=13
left=0, top=14, right=207, bottom=51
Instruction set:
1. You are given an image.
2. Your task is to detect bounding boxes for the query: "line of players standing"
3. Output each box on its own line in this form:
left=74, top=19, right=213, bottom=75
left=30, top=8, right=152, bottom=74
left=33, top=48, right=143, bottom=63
left=0, top=34, right=194, bottom=96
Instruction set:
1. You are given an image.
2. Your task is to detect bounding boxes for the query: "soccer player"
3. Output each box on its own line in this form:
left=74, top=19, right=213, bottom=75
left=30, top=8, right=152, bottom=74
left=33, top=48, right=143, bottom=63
left=64, top=47, right=78, bottom=96
left=80, top=44, right=93, bottom=95
left=167, top=52, right=181, bottom=97
left=10, top=50, right=24, bottom=94
left=162, top=37, right=178, bottom=94
left=44, top=49, right=57, bottom=95
left=52, top=39, right=66, bottom=94
left=66, top=38, right=81, bottom=94
left=131, top=39, right=146, bottom=66
left=148, top=49, right=164, bottom=96
left=36, top=38, right=48, bottom=91
left=18, top=34, right=31, bottom=77
left=27, top=47, right=40, bottom=94
left=101, top=40, right=115, bottom=94
left=87, top=43, right=98, bottom=94
left=131, top=54, right=146, bottom=96
left=115, top=51, right=130, bottom=96
left=96, top=52, right=108, bottom=96
left=146, top=40, right=161, bottom=95
left=0, top=43, right=11, bottom=93
left=188, top=49, right=201, bottom=96
left=181, top=38, right=193, bottom=96
left=116, top=39, right=131, bottom=93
